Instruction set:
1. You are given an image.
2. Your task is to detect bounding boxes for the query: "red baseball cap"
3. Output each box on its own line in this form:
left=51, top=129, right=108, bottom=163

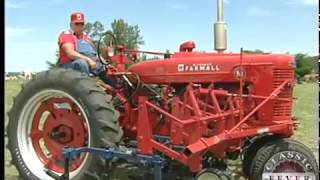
left=71, top=12, right=85, bottom=23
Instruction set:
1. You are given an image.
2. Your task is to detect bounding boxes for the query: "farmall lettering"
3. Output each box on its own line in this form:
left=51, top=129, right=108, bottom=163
left=178, top=63, right=220, bottom=72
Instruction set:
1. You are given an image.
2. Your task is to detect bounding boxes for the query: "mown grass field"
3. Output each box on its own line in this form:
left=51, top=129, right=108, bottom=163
left=4, top=80, right=318, bottom=179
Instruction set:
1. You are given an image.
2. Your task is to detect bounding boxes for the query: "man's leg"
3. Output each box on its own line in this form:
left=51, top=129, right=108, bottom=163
left=59, top=59, right=90, bottom=76
left=60, top=59, right=115, bottom=86
left=88, top=60, right=115, bottom=87
left=71, top=59, right=90, bottom=75
left=90, top=60, right=104, bottom=76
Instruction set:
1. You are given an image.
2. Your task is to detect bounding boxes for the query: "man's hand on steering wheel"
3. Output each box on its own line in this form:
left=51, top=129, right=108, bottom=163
left=97, top=31, right=117, bottom=65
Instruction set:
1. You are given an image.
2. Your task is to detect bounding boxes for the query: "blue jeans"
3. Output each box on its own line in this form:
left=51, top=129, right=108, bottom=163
left=59, top=59, right=104, bottom=76
left=59, top=59, right=115, bottom=87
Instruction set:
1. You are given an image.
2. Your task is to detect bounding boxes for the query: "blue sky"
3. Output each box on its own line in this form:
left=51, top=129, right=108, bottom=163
left=5, top=0, right=318, bottom=72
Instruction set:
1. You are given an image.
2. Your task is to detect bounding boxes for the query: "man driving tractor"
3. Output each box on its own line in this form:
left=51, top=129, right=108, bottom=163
left=57, top=12, right=111, bottom=84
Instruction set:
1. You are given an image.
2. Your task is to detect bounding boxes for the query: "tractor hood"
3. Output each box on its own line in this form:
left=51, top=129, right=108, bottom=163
left=128, top=52, right=295, bottom=84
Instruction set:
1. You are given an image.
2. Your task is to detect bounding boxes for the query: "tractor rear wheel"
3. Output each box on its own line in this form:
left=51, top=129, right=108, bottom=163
left=249, top=138, right=319, bottom=180
left=7, top=68, right=123, bottom=180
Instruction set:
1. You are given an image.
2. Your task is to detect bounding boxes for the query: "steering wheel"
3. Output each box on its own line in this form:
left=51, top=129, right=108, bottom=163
left=97, top=31, right=117, bottom=65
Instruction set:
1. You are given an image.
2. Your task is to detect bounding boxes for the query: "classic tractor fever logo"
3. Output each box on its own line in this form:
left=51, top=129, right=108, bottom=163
left=261, top=149, right=318, bottom=180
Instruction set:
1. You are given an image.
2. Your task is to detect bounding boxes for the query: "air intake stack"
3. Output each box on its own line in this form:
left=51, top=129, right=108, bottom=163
left=214, top=0, right=227, bottom=52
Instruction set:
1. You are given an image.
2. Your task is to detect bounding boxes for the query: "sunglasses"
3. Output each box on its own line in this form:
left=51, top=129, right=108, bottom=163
left=74, top=23, right=85, bottom=26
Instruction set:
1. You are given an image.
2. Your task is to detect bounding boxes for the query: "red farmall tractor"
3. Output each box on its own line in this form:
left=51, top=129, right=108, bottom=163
left=7, top=1, right=319, bottom=180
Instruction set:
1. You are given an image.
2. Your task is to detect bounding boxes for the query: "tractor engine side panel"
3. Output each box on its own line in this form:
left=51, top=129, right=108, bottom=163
left=248, top=64, right=275, bottom=124
left=272, top=68, right=294, bottom=121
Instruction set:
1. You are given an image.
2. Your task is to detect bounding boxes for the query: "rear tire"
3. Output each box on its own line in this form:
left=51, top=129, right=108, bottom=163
left=7, top=68, right=123, bottom=180
left=250, top=138, right=319, bottom=180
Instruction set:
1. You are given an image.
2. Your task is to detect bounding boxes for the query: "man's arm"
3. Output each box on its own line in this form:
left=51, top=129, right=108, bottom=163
left=61, top=42, right=97, bottom=69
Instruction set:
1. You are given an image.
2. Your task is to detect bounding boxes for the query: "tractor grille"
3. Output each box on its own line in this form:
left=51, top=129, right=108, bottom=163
left=272, top=69, right=294, bottom=118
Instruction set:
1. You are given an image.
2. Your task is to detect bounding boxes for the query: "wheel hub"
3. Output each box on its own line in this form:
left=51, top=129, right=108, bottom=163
left=30, top=97, right=88, bottom=172
left=49, top=125, right=73, bottom=143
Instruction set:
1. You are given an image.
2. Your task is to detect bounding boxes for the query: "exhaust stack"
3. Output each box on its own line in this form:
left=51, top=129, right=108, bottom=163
left=214, top=0, right=227, bottom=52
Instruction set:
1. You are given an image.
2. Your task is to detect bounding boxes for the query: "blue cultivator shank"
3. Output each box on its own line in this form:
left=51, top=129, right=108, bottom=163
left=45, top=147, right=165, bottom=180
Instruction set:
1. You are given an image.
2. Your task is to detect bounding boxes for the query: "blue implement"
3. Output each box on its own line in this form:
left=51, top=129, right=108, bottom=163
left=45, top=146, right=166, bottom=180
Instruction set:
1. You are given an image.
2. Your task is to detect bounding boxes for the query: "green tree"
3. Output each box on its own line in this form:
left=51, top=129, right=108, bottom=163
left=295, top=53, right=318, bottom=78
left=243, top=49, right=265, bottom=54
left=85, top=21, right=105, bottom=43
left=106, top=19, right=145, bottom=50
left=46, top=60, right=58, bottom=70
left=104, top=19, right=145, bottom=68
left=46, top=50, right=59, bottom=70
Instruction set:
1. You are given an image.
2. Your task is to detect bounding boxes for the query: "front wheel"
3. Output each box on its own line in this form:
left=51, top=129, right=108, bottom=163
left=7, top=68, right=123, bottom=180
left=195, top=168, right=234, bottom=180
left=250, top=138, right=319, bottom=180
left=241, top=135, right=281, bottom=177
